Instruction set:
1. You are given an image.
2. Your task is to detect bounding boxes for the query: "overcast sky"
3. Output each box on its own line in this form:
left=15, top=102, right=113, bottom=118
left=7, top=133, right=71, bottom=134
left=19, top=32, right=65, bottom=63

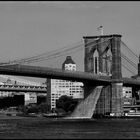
left=0, top=1, right=139, bottom=82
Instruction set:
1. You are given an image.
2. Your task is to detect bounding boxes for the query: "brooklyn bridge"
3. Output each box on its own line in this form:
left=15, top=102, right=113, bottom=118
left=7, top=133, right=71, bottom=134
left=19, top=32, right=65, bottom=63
left=0, top=34, right=139, bottom=118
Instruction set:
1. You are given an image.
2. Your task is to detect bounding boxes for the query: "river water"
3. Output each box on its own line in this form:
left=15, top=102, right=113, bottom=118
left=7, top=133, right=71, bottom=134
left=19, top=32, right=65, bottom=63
left=0, top=116, right=140, bottom=139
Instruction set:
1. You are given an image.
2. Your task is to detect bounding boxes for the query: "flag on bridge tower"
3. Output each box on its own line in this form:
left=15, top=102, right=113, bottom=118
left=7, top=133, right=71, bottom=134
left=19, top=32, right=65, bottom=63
left=97, top=26, right=103, bottom=35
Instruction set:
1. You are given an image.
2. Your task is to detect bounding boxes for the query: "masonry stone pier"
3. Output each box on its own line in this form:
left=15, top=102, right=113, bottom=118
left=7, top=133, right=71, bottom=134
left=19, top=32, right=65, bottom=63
left=84, top=34, right=123, bottom=117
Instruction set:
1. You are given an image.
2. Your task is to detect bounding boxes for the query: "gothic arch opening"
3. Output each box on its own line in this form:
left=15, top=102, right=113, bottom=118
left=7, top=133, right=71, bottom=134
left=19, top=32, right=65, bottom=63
left=101, top=47, right=112, bottom=76
left=106, top=48, right=112, bottom=75
left=93, top=49, right=99, bottom=74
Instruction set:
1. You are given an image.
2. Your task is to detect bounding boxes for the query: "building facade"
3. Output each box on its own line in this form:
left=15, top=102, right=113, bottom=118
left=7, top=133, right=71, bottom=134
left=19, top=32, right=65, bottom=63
left=47, top=56, right=84, bottom=110
left=123, top=87, right=132, bottom=106
left=0, top=76, right=46, bottom=107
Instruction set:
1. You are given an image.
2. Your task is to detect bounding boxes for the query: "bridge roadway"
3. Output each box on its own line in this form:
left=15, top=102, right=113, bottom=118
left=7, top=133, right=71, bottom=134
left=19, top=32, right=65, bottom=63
left=0, top=64, right=139, bottom=88
left=0, top=84, right=47, bottom=93
left=0, top=64, right=111, bottom=85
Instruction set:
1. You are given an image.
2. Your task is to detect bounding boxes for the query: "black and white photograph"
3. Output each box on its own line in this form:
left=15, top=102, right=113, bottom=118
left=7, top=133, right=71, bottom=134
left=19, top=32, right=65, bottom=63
left=0, top=1, right=139, bottom=139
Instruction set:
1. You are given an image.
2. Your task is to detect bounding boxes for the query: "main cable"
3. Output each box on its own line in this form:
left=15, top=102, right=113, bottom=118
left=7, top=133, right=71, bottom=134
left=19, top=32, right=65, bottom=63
left=1, top=37, right=112, bottom=65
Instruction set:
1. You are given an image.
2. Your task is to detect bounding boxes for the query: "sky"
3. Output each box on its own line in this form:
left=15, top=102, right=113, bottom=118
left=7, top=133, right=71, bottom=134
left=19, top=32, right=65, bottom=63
left=0, top=1, right=139, bottom=83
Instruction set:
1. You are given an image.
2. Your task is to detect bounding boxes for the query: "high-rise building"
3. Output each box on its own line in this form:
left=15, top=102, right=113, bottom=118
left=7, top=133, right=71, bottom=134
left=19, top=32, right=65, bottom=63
left=123, top=87, right=132, bottom=106
left=47, top=56, right=84, bottom=110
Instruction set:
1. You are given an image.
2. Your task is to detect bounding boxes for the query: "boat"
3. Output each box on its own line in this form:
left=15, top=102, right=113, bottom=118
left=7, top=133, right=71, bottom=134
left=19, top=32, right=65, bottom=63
left=42, top=113, right=65, bottom=118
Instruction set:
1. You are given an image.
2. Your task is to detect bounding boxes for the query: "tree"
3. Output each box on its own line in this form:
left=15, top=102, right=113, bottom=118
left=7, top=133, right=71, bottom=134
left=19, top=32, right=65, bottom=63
left=38, top=102, right=51, bottom=113
left=17, top=102, right=51, bottom=114
left=56, top=95, right=78, bottom=113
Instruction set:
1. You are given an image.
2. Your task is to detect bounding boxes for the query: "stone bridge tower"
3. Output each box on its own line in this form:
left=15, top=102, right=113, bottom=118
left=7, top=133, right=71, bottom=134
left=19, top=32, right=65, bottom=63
left=83, top=34, right=123, bottom=117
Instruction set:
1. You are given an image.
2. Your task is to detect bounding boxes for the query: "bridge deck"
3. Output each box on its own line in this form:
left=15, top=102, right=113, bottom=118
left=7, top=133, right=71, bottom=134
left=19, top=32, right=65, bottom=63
left=0, top=64, right=111, bottom=85
left=123, top=77, right=140, bottom=88
left=0, top=65, right=140, bottom=88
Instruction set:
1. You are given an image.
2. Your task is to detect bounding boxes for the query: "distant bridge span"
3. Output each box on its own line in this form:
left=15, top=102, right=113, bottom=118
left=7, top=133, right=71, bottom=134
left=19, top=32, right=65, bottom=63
left=0, top=84, right=47, bottom=93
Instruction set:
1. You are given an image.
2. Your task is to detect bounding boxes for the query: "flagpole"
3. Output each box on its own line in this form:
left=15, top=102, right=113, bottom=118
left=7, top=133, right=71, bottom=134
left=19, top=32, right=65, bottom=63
left=97, top=26, right=103, bottom=35
left=101, top=26, right=103, bottom=35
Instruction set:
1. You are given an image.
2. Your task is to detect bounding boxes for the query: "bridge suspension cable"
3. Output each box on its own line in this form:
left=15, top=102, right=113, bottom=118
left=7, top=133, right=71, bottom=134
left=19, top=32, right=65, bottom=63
left=121, top=59, right=137, bottom=75
left=121, top=41, right=138, bottom=66
left=121, top=62, right=136, bottom=75
left=25, top=38, right=112, bottom=64
left=0, top=37, right=112, bottom=65
left=121, top=52, right=137, bottom=69
left=0, top=36, right=138, bottom=77
left=121, top=41, right=139, bottom=59
left=121, top=52, right=137, bottom=75
left=0, top=40, right=84, bottom=65
left=120, top=40, right=139, bottom=76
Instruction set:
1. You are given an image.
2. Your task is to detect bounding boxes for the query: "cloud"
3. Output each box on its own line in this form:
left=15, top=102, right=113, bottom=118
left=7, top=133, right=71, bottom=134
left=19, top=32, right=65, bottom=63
left=0, top=1, right=106, bottom=11
left=22, top=1, right=105, bottom=9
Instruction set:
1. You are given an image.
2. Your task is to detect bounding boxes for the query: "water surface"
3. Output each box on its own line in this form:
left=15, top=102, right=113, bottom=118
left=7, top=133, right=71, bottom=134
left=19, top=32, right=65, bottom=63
left=0, top=116, right=140, bottom=139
